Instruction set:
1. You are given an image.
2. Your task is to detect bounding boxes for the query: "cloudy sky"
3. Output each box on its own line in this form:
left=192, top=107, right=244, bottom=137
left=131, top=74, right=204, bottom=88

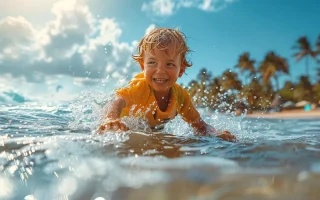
left=0, top=0, right=319, bottom=102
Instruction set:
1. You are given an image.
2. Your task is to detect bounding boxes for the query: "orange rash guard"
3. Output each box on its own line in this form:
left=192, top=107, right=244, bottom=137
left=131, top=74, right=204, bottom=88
left=115, top=72, right=200, bottom=129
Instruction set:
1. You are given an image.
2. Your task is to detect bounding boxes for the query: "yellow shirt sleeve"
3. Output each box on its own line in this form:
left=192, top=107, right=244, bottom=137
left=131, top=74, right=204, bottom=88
left=115, top=72, right=152, bottom=117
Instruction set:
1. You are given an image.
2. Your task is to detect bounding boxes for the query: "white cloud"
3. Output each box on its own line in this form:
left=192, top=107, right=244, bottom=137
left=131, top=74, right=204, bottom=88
left=0, top=73, right=115, bottom=103
left=0, top=16, right=39, bottom=63
left=0, top=16, right=35, bottom=47
left=199, top=0, right=214, bottom=11
left=0, top=0, right=140, bottom=86
left=145, top=24, right=157, bottom=35
left=177, top=0, right=193, bottom=8
left=142, top=0, right=175, bottom=16
left=141, top=0, right=238, bottom=16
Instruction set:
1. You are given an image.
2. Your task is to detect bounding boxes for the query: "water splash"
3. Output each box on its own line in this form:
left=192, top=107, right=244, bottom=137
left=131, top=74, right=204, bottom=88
left=68, top=91, right=112, bottom=131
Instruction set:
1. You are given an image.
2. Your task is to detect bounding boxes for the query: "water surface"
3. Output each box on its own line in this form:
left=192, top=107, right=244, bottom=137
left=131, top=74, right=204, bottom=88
left=1, top=102, right=320, bottom=200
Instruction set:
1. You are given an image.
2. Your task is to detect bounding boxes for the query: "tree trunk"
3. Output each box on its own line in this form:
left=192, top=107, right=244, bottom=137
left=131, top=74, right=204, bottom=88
left=306, top=56, right=309, bottom=78
left=274, top=74, right=279, bottom=92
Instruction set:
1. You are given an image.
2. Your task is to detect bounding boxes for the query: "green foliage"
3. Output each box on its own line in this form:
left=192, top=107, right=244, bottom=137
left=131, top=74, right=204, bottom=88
left=313, top=82, right=320, bottom=102
left=278, top=89, right=294, bottom=102
left=186, top=34, right=320, bottom=111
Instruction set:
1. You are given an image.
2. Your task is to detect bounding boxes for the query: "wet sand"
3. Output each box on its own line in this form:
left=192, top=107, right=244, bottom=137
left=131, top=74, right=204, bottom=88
left=246, top=109, right=320, bottom=119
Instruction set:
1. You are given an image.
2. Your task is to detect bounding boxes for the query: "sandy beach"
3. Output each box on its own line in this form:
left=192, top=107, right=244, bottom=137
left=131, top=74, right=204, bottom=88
left=246, top=109, right=320, bottom=119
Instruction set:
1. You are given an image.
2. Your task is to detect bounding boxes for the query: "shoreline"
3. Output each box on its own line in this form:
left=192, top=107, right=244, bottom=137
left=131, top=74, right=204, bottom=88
left=245, top=109, right=320, bottom=119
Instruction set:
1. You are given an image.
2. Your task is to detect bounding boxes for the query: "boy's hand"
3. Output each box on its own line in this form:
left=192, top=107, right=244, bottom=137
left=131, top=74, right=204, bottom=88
left=206, top=125, right=237, bottom=142
left=97, top=96, right=127, bottom=134
left=192, top=120, right=237, bottom=142
left=97, top=119, right=129, bottom=134
left=215, top=130, right=237, bottom=142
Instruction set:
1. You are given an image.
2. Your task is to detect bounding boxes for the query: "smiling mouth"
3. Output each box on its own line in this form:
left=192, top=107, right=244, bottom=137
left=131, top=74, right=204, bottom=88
left=153, top=78, right=168, bottom=83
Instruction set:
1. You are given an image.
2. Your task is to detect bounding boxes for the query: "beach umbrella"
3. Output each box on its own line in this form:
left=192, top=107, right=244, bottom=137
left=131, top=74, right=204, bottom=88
left=282, top=101, right=295, bottom=108
left=295, top=100, right=311, bottom=107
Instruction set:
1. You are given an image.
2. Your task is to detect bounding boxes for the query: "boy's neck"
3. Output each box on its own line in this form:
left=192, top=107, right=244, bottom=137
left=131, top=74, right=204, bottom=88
left=153, top=89, right=171, bottom=101
left=153, top=89, right=171, bottom=112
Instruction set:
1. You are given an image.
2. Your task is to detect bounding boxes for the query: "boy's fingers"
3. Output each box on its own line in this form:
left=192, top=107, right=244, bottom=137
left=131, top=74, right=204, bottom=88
left=96, top=129, right=102, bottom=135
left=105, top=123, right=111, bottom=130
left=98, top=125, right=105, bottom=131
left=119, top=121, right=128, bottom=131
left=229, top=135, right=237, bottom=142
left=98, top=119, right=129, bottom=134
left=112, top=121, right=124, bottom=131
left=217, top=131, right=237, bottom=142
left=120, top=124, right=129, bottom=131
left=112, top=124, right=120, bottom=131
left=97, top=125, right=106, bottom=134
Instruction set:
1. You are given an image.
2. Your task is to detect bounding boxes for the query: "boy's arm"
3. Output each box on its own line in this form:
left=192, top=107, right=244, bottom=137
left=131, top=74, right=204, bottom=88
left=97, top=96, right=129, bottom=133
left=177, top=88, right=236, bottom=142
left=191, top=119, right=237, bottom=142
left=105, top=96, right=126, bottom=119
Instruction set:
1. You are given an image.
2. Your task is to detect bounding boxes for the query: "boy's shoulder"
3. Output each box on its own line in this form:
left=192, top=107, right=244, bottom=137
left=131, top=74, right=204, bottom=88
left=116, top=72, right=151, bottom=98
left=172, top=83, right=184, bottom=92
left=171, top=83, right=189, bottom=102
left=125, top=73, right=149, bottom=91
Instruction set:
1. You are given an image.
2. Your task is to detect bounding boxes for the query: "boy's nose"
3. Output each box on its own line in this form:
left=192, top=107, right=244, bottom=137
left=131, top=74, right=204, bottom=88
left=157, top=63, right=167, bottom=71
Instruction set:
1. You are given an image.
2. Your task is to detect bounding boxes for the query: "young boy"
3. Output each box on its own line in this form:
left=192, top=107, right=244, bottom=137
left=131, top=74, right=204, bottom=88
left=98, top=28, right=236, bottom=142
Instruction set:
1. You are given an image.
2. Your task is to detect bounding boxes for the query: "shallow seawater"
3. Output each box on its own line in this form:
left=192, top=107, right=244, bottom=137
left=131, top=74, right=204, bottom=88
left=0, top=101, right=320, bottom=200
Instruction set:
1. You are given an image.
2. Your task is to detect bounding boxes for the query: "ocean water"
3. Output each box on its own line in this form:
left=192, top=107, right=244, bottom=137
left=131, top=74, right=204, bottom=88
left=1, top=92, right=320, bottom=200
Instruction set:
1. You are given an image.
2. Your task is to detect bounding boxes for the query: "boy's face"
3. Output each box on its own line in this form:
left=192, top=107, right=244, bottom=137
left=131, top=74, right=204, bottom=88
left=142, top=44, right=184, bottom=97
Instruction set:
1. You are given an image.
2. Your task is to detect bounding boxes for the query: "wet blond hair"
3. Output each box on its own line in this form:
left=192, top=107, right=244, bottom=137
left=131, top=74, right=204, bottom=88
left=133, top=27, right=192, bottom=72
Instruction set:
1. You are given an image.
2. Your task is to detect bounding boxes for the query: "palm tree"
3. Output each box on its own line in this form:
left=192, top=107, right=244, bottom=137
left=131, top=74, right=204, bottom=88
left=220, top=69, right=242, bottom=92
left=240, top=78, right=263, bottom=110
left=316, top=34, right=320, bottom=55
left=294, top=76, right=313, bottom=102
left=292, top=36, right=316, bottom=77
left=195, top=68, right=212, bottom=107
left=197, top=68, right=212, bottom=85
left=207, top=77, right=222, bottom=108
left=278, top=81, right=295, bottom=102
left=316, top=34, right=320, bottom=67
left=313, top=82, right=320, bottom=103
left=259, top=51, right=289, bottom=91
left=235, top=52, right=256, bottom=83
left=187, top=80, right=200, bottom=97
left=208, top=77, right=222, bottom=95
left=186, top=79, right=203, bottom=106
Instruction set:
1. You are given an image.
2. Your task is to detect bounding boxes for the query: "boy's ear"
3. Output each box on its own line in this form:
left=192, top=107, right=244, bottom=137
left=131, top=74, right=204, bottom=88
left=139, top=60, right=144, bottom=70
left=178, top=66, right=185, bottom=77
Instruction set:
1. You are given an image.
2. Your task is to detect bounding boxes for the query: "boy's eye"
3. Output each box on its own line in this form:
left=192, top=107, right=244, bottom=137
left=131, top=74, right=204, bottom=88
left=148, top=61, right=156, bottom=65
left=167, top=63, right=175, bottom=67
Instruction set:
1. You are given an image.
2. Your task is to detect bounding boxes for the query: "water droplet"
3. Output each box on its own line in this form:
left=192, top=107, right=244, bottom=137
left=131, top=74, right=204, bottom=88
left=24, top=195, right=36, bottom=200
left=94, top=198, right=106, bottom=200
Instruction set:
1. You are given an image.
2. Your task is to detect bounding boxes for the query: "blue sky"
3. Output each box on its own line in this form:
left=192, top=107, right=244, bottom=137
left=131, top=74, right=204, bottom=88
left=0, top=0, right=319, bottom=102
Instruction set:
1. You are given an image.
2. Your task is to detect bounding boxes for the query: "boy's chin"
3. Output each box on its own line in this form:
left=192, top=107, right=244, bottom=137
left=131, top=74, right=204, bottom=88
left=152, top=87, right=171, bottom=95
left=151, top=83, right=170, bottom=90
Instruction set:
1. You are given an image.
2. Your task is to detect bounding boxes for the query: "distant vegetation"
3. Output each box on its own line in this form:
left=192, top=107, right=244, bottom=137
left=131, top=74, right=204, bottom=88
left=185, top=34, right=320, bottom=112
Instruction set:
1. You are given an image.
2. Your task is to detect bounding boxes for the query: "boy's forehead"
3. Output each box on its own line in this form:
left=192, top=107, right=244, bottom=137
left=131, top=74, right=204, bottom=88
left=146, top=43, right=181, bottom=57
left=146, top=48, right=181, bottom=59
